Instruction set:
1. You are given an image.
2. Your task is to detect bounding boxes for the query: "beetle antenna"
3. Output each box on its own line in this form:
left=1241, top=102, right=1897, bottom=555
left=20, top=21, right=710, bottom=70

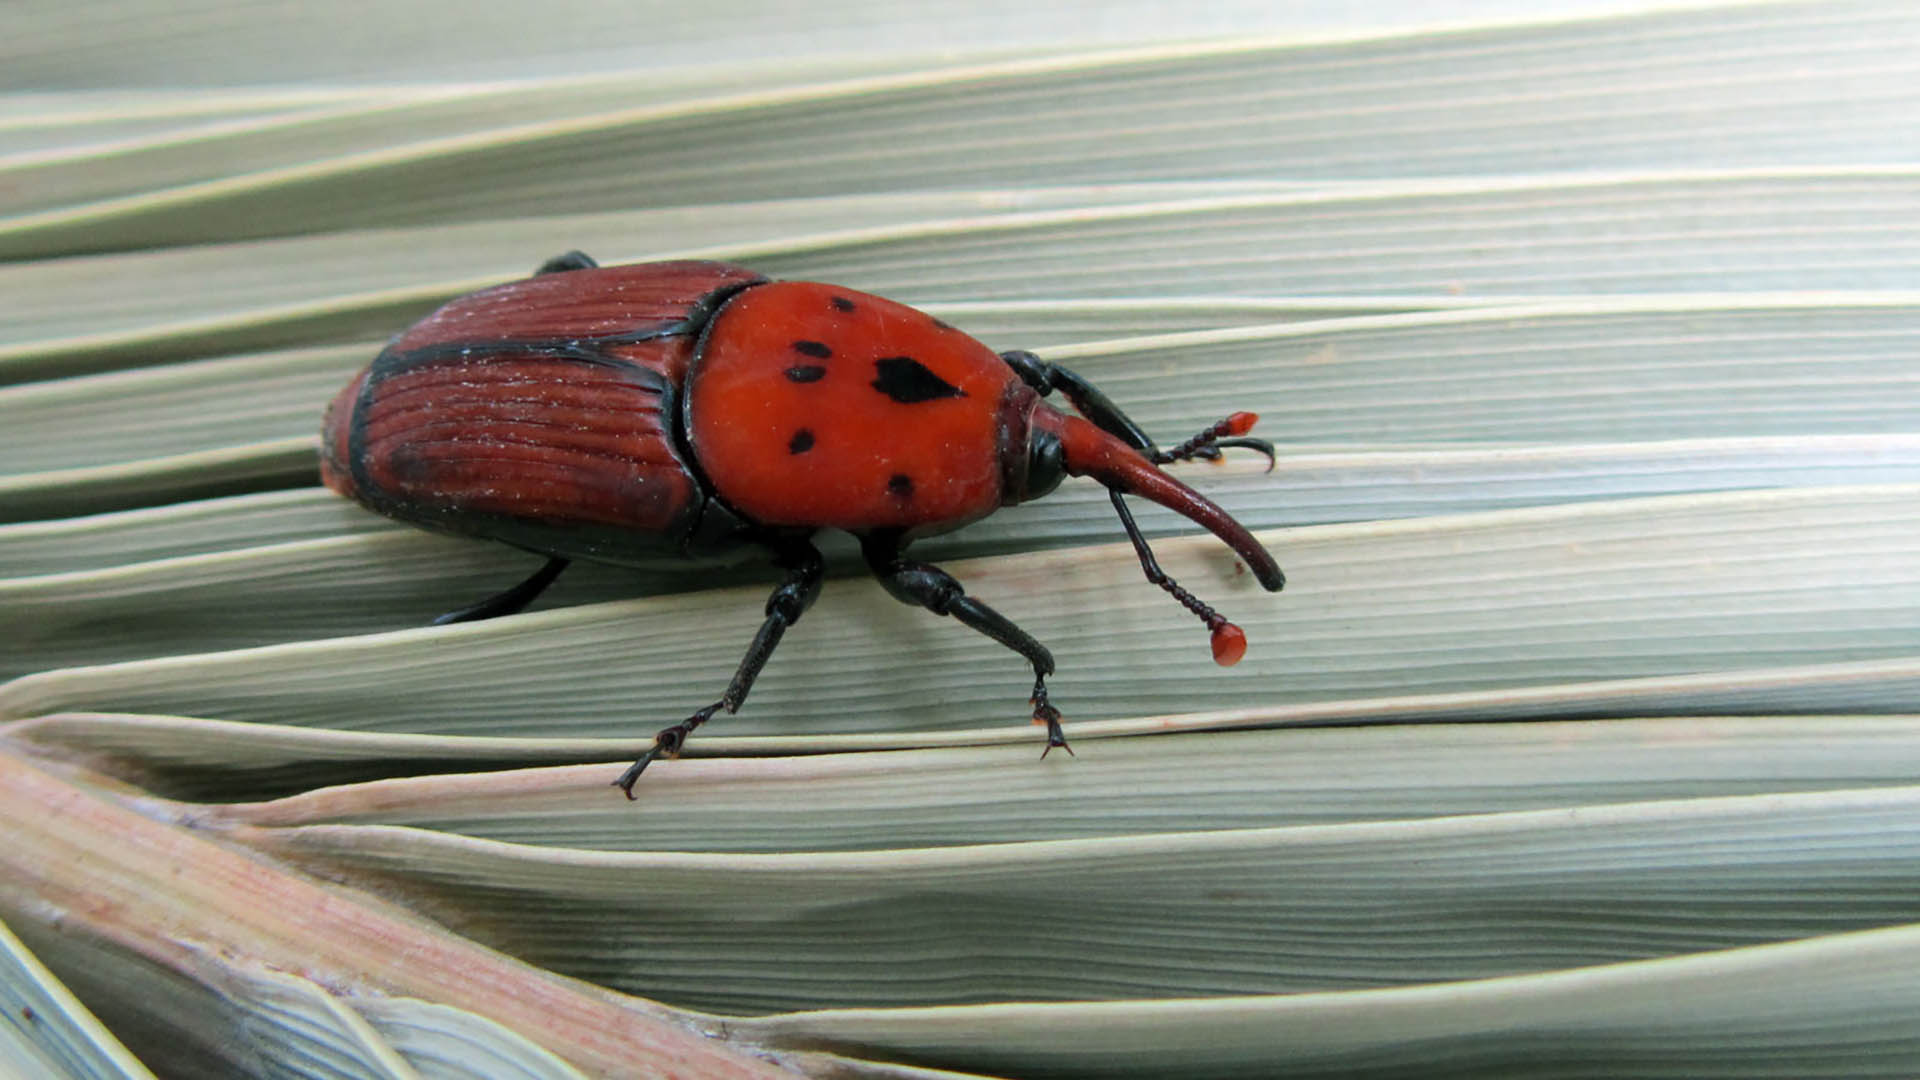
left=1106, top=488, right=1249, bottom=666
left=1154, top=412, right=1276, bottom=471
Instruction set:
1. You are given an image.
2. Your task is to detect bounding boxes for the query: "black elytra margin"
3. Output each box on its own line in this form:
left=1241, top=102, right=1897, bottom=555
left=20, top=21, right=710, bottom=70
left=871, top=355, right=967, bottom=404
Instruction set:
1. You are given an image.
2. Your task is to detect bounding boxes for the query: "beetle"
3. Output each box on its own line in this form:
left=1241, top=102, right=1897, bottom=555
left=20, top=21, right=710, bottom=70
left=320, top=252, right=1284, bottom=797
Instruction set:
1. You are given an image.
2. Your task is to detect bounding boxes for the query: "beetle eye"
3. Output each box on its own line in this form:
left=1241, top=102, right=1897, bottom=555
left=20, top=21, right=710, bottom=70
left=1023, top=425, right=1066, bottom=501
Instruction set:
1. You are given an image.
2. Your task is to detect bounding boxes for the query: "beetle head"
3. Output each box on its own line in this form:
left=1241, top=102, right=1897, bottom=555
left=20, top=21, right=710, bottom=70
left=1013, top=402, right=1284, bottom=664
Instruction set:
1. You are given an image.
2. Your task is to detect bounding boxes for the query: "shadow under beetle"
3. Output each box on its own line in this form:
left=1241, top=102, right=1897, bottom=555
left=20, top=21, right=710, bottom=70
left=321, top=252, right=1285, bottom=796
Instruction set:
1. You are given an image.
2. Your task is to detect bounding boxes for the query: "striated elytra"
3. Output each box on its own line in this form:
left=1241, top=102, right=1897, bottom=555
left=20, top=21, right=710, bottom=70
left=321, top=252, right=1284, bottom=797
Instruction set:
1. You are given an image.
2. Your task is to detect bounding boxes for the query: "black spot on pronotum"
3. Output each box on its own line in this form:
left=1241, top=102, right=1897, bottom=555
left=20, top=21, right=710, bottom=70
left=789, top=429, right=815, bottom=454
left=792, top=340, right=832, bottom=358
left=887, top=473, right=914, bottom=498
left=785, top=365, right=827, bottom=383
left=830, top=296, right=856, bottom=313
left=871, top=356, right=966, bottom=404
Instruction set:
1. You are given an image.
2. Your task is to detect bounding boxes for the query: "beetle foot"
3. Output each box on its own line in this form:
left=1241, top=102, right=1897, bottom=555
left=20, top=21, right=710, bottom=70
left=1030, top=685, right=1073, bottom=759
left=612, top=749, right=662, bottom=800
left=612, top=707, right=716, bottom=799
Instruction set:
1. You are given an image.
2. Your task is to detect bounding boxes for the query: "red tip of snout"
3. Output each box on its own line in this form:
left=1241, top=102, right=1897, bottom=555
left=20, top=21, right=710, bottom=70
left=1224, top=411, right=1259, bottom=437
left=1209, top=622, right=1247, bottom=666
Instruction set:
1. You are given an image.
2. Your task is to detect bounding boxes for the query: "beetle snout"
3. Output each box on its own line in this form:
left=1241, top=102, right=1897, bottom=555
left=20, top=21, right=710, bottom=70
left=1037, top=407, right=1284, bottom=592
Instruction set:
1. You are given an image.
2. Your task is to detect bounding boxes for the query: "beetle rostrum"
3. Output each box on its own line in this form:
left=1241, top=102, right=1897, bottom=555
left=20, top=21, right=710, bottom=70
left=319, top=252, right=1284, bottom=797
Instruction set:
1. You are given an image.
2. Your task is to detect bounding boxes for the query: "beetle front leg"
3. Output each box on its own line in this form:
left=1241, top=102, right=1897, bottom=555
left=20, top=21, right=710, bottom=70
left=614, top=542, right=825, bottom=798
left=1000, top=349, right=1158, bottom=454
left=1000, top=349, right=1275, bottom=466
left=861, top=533, right=1072, bottom=758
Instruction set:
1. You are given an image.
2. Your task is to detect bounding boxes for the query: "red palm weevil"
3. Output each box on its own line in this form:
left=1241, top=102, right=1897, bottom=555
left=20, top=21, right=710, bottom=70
left=321, top=253, right=1284, bottom=796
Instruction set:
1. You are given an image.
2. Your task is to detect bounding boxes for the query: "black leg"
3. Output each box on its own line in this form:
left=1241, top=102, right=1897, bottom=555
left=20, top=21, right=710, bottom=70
left=861, top=533, right=1072, bottom=758
left=432, top=556, right=570, bottom=625
left=536, top=250, right=599, bottom=275
left=614, top=543, right=825, bottom=797
left=1001, top=349, right=1157, bottom=453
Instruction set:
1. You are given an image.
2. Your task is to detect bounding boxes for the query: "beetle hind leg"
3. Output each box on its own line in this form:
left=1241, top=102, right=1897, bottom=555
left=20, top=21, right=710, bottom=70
left=861, top=533, right=1072, bottom=759
left=615, top=542, right=826, bottom=798
left=432, top=556, right=571, bottom=625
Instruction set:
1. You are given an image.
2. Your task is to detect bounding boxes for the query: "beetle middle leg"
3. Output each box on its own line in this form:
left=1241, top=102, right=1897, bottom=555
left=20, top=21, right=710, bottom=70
left=861, top=532, right=1072, bottom=759
left=432, top=556, right=571, bottom=625
left=614, top=541, right=825, bottom=798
